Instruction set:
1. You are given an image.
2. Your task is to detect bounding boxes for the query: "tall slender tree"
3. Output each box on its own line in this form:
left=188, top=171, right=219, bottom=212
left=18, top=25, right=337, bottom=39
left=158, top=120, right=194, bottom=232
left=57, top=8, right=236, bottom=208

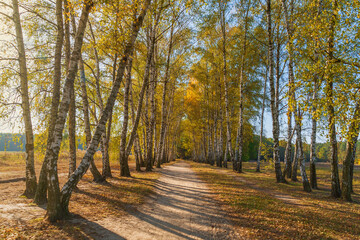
left=12, top=0, right=37, bottom=198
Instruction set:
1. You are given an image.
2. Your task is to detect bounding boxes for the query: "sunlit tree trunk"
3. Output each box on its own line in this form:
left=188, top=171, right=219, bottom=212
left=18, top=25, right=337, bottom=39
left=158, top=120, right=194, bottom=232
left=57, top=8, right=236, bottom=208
left=64, top=0, right=76, bottom=178
left=266, top=0, right=285, bottom=183
left=296, top=110, right=312, bottom=192
left=327, top=0, right=341, bottom=198
left=283, top=107, right=293, bottom=178
left=213, top=111, right=219, bottom=166
left=349, top=139, right=357, bottom=193
left=12, top=0, right=37, bottom=198
left=291, top=138, right=298, bottom=182
left=142, top=128, right=147, bottom=166
left=219, top=1, right=233, bottom=165
left=34, top=0, right=65, bottom=205
left=146, top=24, right=158, bottom=171
left=309, top=0, right=323, bottom=190
left=157, top=24, right=174, bottom=168
left=79, top=57, right=105, bottom=183
left=280, top=0, right=294, bottom=180
left=257, top=62, right=268, bottom=173
left=310, top=80, right=318, bottom=189
left=60, top=1, right=151, bottom=219
left=282, top=0, right=310, bottom=191
left=235, top=5, right=249, bottom=173
left=42, top=0, right=95, bottom=222
left=342, top=103, right=360, bottom=201
left=130, top=80, right=142, bottom=172
left=89, top=22, right=113, bottom=178
left=218, top=79, right=224, bottom=167
left=119, top=55, right=133, bottom=177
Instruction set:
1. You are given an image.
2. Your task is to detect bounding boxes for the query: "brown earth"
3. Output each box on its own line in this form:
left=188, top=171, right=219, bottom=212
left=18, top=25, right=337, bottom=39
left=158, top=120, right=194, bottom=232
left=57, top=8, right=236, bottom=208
left=0, top=156, right=239, bottom=239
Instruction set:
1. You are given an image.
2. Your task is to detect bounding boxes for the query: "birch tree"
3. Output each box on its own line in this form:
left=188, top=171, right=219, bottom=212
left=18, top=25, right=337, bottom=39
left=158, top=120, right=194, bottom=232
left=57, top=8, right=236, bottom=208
left=12, top=0, right=37, bottom=198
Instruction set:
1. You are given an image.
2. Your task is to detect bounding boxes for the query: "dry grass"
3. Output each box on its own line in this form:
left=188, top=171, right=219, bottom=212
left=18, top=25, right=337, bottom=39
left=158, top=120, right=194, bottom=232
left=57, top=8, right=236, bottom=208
left=0, top=151, right=172, bottom=239
left=189, top=161, right=360, bottom=240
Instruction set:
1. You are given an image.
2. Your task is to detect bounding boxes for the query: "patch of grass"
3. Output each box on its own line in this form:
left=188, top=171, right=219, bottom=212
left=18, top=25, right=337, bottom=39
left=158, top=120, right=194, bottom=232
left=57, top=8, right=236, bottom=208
left=189, top=161, right=360, bottom=240
left=29, top=217, right=45, bottom=223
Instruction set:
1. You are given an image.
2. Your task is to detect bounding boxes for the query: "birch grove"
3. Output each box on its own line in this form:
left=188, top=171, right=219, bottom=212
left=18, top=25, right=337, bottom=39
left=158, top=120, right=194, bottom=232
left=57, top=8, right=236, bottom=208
left=0, top=0, right=360, bottom=224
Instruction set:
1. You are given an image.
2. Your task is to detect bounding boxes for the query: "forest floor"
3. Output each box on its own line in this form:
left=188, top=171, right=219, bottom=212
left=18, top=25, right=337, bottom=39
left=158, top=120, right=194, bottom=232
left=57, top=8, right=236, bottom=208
left=0, top=152, right=237, bottom=239
left=190, top=161, right=360, bottom=239
left=0, top=151, right=165, bottom=239
left=1, top=152, right=360, bottom=239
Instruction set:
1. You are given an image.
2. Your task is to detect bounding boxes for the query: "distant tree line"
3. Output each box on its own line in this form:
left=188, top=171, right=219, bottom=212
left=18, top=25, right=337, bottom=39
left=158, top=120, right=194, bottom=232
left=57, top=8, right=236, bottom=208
left=178, top=133, right=360, bottom=164
left=0, top=133, right=87, bottom=152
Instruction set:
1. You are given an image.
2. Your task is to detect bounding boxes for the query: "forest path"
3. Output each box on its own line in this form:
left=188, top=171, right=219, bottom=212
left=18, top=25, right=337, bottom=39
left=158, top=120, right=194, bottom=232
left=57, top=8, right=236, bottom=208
left=82, top=161, right=240, bottom=240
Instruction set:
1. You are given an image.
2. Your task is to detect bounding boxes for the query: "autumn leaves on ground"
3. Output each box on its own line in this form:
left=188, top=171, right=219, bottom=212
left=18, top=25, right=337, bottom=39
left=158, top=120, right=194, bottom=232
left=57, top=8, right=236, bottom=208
left=1, top=152, right=359, bottom=239
left=0, top=152, right=163, bottom=239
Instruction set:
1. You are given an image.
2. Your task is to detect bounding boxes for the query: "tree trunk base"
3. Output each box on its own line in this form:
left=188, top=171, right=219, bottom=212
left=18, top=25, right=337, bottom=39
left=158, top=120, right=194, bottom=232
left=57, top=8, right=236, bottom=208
left=341, top=192, right=352, bottom=202
left=303, top=181, right=312, bottom=192
left=34, top=188, right=47, bottom=205
left=310, top=163, right=318, bottom=189
left=93, top=176, right=106, bottom=183
left=278, top=178, right=288, bottom=184
left=23, top=181, right=37, bottom=199
left=102, top=170, right=112, bottom=179
left=46, top=204, right=71, bottom=223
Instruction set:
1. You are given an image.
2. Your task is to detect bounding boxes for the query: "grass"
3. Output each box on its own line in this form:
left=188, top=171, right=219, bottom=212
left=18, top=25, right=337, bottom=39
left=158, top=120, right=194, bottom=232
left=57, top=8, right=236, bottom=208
left=0, top=150, right=173, bottom=239
left=189, top=161, right=360, bottom=240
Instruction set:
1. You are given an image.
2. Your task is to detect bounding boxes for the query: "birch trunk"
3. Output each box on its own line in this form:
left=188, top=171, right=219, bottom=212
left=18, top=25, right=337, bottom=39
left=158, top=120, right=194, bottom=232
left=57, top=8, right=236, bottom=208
left=218, top=79, right=224, bottom=167
left=309, top=0, right=322, bottom=189
left=34, top=0, right=64, bottom=205
left=219, top=1, right=233, bottom=165
left=142, top=128, right=147, bottom=166
left=281, top=0, right=310, bottom=191
left=130, top=81, right=142, bottom=172
left=45, top=1, right=94, bottom=221
left=146, top=26, right=158, bottom=171
left=350, top=138, right=357, bottom=193
left=102, top=54, right=118, bottom=178
left=283, top=107, right=293, bottom=178
left=89, top=22, right=112, bottom=178
left=64, top=0, right=76, bottom=178
left=213, top=112, right=218, bottom=166
left=291, top=138, right=298, bottom=182
left=12, top=0, right=37, bottom=198
left=256, top=63, right=268, bottom=172
left=153, top=110, right=158, bottom=166
left=296, top=110, right=311, bottom=192
left=267, top=0, right=285, bottom=182
left=327, top=0, right=341, bottom=198
left=206, top=88, right=212, bottom=164
left=68, top=87, right=76, bottom=177
left=102, top=111, right=112, bottom=177
left=119, top=55, right=133, bottom=177
left=60, top=1, right=151, bottom=217
left=235, top=5, right=249, bottom=173
left=310, top=81, right=318, bottom=188
left=79, top=57, right=105, bottom=182
left=342, top=103, right=360, bottom=201
left=123, top=40, right=154, bottom=169
left=157, top=25, right=174, bottom=168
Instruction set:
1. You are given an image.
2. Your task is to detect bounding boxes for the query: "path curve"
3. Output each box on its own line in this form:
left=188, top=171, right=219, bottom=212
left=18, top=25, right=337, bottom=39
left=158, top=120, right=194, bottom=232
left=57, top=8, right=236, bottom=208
left=83, top=161, right=240, bottom=240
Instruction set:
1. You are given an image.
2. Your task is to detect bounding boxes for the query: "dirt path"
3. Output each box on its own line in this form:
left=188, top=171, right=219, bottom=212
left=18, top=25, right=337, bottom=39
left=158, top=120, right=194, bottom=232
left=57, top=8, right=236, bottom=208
left=81, top=161, right=239, bottom=240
